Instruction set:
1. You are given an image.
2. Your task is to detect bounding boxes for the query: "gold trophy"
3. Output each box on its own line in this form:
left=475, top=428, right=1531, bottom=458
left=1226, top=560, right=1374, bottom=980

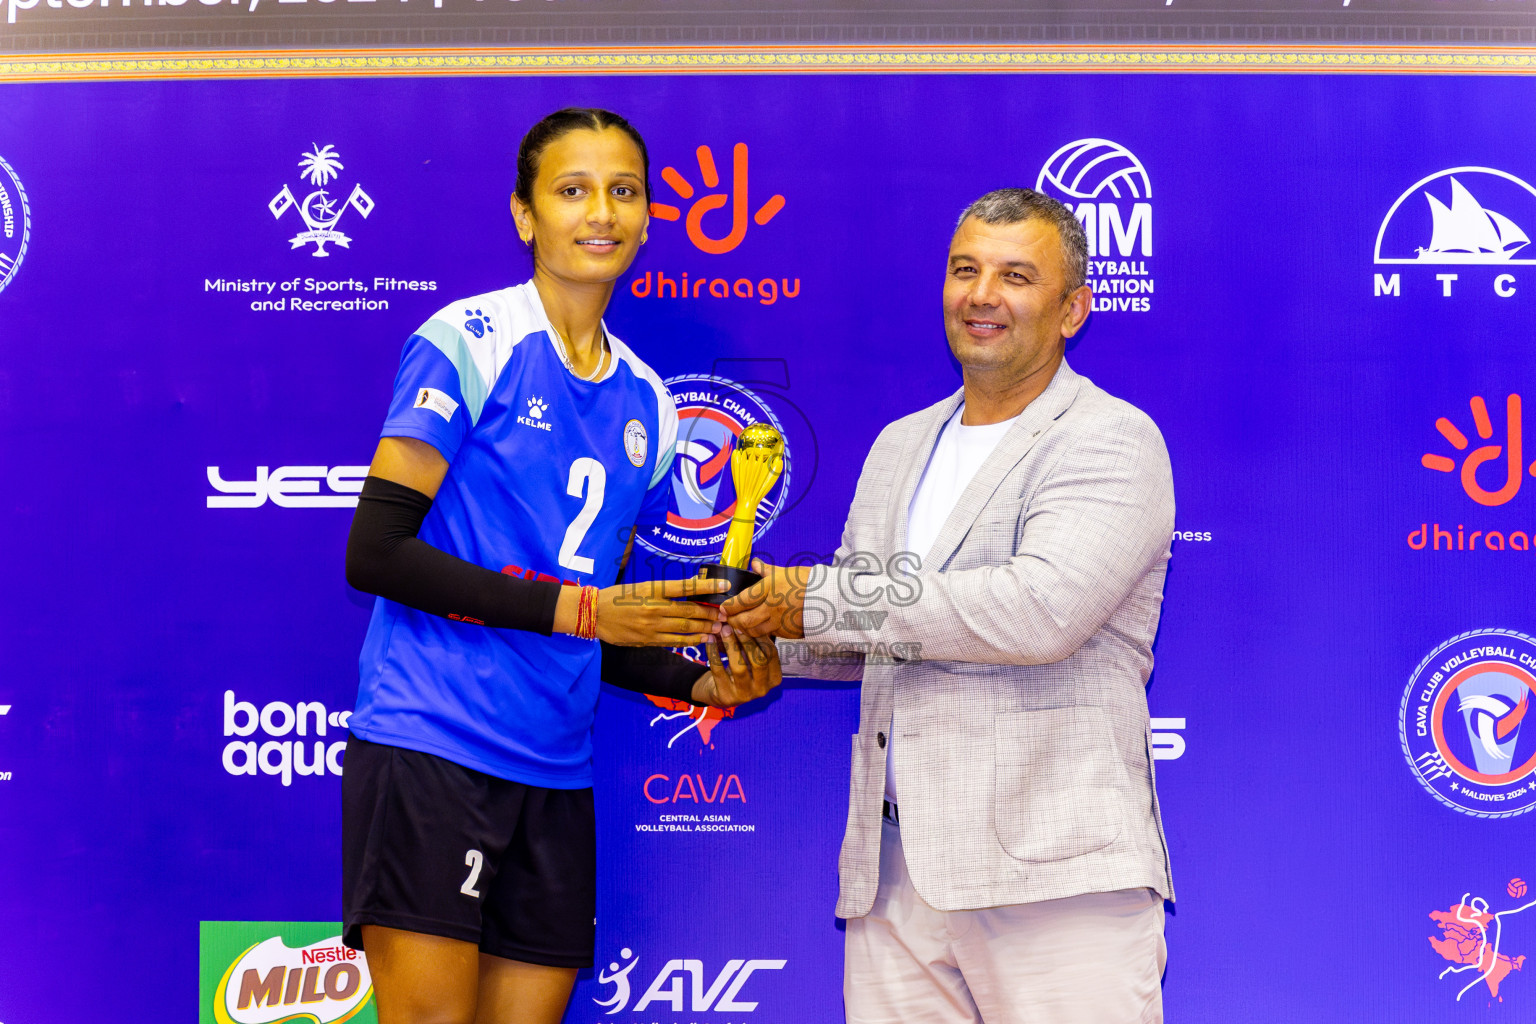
left=697, top=422, right=785, bottom=604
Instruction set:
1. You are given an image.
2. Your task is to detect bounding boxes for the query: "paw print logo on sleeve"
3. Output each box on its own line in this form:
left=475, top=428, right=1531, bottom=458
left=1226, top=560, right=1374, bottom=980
left=650, top=144, right=785, bottom=255
left=463, top=308, right=495, bottom=339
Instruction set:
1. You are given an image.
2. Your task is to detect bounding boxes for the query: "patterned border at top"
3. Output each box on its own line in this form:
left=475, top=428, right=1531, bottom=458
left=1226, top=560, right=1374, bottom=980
left=4, top=44, right=1536, bottom=83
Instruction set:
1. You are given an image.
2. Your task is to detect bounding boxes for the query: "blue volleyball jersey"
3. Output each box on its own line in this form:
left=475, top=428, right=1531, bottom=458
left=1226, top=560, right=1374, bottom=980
left=349, top=280, right=678, bottom=787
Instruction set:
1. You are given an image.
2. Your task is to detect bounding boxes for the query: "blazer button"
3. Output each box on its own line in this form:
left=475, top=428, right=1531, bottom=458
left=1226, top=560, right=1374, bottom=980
left=876, top=732, right=886, bottom=748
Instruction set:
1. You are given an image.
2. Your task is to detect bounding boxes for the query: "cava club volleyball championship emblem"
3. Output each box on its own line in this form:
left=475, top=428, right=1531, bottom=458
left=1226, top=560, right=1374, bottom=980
left=636, top=374, right=790, bottom=562
left=1401, top=629, right=1536, bottom=819
left=0, top=155, right=30, bottom=294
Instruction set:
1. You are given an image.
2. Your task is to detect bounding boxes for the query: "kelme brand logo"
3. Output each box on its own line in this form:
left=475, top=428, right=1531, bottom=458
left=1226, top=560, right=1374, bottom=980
left=1036, top=138, right=1154, bottom=314
left=1400, top=629, right=1536, bottom=819
left=0, top=155, right=29, bottom=295
left=634, top=375, right=790, bottom=562
left=199, top=922, right=375, bottom=1024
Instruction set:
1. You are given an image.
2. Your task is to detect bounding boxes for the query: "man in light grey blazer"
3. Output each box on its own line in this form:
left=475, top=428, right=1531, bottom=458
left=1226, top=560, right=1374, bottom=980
left=725, top=188, right=1175, bottom=1023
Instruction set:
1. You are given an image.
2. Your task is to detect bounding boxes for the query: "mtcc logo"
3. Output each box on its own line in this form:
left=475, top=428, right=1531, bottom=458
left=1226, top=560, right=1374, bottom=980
left=649, top=143, right=785, bottom=254
left=0, top=154, right=30, bottom=294
left=1400, top=629, right=1536, bottom=819
left=270, top=144, right=376, bottom=257
left=1420, top=394, right=1533, bottom=508
left=594, top=947, right=786, bottom=1015
left=1036, top=138, right=1154, bottom=314
left=1374, top=167, right=1536, bottom=298
left=634, top=375, right=790, bottom=562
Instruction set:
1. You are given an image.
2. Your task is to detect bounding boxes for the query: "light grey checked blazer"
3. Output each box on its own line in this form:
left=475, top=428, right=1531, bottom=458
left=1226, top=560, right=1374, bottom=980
left=783, top=361, right=1175, bottom=918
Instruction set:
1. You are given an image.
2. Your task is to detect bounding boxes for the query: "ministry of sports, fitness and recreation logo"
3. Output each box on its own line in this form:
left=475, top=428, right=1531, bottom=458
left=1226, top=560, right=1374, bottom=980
left=1035, top=138, right=1154, bottom=314
left=635, top=374, right=790, bottom=562
left=199, top=921, right=375, bottom=1024
left=0, top=155, right=31, bottom=294
left=1401, top=629, right=1536, bottom=819
left=269, top=144, right=375, bottom=257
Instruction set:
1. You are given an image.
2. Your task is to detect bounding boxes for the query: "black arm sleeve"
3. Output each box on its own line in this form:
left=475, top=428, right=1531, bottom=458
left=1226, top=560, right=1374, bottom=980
left=600, top=644, right=707, bottom=705
left=344, top=475, right=561, bottom=634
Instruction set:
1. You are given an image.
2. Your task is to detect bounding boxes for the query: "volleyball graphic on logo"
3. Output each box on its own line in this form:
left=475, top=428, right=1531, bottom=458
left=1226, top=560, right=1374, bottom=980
left=1036, top=138, right=1152, bottom=201
left=1511, top=878, right=1529, bottom=899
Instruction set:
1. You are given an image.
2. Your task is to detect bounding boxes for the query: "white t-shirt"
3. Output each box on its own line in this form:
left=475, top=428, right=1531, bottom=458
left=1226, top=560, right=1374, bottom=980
left=887, top=405, right=1020, bottom=803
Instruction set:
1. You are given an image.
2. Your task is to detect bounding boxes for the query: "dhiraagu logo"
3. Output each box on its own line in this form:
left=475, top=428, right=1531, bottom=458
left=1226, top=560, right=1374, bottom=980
left=200, top=922, right=376, bottom=1024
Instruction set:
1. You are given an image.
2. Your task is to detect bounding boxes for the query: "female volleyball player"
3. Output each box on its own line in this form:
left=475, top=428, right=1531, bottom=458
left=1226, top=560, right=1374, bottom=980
left=341, top=107, right=780, bottom=1024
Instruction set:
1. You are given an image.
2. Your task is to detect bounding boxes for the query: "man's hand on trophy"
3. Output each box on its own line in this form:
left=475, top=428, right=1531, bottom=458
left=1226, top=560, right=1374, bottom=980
left=691, top=624, right=782, bottom=708
left=722, top=559, right=812, bottom=639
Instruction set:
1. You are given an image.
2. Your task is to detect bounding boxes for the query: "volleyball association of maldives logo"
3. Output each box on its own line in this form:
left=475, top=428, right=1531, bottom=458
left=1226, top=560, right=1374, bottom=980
left=1429, top=876, right=1533, bottom=1005
left=1401, top=629, right=1536, bottom=819
left=635, top=374, right=790, bottom=562
left=0, top=154, right=30, bottom=294
left=269, top=144, right=376, bottom=257
left=1376, top=167, right=1536, bottom=265
left=649, top=143, right=785, bottom=254
left=1035, top=138, right=1154, bottom=313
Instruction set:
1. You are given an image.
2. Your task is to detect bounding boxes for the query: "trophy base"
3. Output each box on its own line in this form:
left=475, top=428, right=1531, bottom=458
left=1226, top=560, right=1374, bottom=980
left=696, top=564, right=763, bottom=606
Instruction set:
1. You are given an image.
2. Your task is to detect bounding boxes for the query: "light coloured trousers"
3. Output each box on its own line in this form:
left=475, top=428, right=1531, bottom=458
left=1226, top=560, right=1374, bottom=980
left=845, top=820, right=1166, bottom=1024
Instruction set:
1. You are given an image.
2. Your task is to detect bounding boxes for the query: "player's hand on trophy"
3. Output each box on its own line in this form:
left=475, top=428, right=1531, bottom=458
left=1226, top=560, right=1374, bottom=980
left=592, top=577, right=730, bottom=646
left=722, top=559, right=812, bottom=639
left=692, top=624, right=782, bottom=708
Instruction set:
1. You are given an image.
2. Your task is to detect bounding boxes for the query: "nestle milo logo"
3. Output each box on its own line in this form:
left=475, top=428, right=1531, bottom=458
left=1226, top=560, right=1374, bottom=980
left=200, top=922, right=376, bottom=1024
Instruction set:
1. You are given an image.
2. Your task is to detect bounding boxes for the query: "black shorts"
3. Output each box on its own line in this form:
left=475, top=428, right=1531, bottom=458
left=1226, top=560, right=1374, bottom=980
left=341, top=734, right=596, bottom=968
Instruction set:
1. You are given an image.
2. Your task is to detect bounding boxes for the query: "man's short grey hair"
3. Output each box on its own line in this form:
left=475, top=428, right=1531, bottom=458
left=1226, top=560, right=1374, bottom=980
left=955, top=188, right=1087, bottom=300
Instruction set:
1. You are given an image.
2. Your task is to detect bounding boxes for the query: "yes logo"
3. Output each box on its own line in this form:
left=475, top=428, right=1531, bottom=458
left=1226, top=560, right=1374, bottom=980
left=1421, top=394, right=1533, bottom=507
left=593, top=948, right=786, bottom=1015
left=650, top=144, right=785, bottom=254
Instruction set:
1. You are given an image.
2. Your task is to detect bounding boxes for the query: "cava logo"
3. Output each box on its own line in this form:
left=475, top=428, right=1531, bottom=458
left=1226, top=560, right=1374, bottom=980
left=1036, top=138, right=1155, bottom=314
left=0, top=155, right=30, bottom=295
left=1374, top=167, right=1536, bottom=299
left=635, top=375, right=790, bottom=562
left=1400, top=629, right=1536, bottom=819
left=202, top=923, right=373, bottom=1024
left=593, top=947, right=786, bottom=1016
left=270, top=145, right=375, bottom=257
left=207, top=465, right=369, bottom=509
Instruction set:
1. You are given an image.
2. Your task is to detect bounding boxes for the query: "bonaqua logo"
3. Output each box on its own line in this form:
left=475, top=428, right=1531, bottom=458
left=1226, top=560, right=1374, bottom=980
left=1036, top=138, right=1155, bottom=314
left=222, top=690, right=351, bottom=787
left=270, top=144, right=375, bottom=257
left=1374, top=167, right=1536, bottom=299
left=632, top=142, right=799, bottom=306
left=1408, top=393, right=1536, bottom=556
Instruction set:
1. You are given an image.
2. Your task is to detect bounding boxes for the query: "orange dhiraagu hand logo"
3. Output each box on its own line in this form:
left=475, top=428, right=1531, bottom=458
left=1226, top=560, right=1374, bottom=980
left=1422, top=394, right=1533, bottom=506
left=650, top=144, right=785, bottom=254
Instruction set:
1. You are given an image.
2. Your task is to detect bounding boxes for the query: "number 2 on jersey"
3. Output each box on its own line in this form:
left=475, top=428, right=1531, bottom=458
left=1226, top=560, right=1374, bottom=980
left=558, top=458, right=606, bottom=575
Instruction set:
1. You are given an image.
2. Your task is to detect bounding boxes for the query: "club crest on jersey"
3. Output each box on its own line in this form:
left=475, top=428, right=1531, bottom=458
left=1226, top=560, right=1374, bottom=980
left=518, top=396, right=553, bottom=432
left=635, top=374, right=789, bottom=562
left=624, top=419, right=649, bottom=468
left=269, top=144, right=375, bottom=257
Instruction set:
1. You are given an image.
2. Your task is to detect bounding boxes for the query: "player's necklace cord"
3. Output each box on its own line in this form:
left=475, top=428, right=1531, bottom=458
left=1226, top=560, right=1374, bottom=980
left=553, top=324, right=609, bottom=382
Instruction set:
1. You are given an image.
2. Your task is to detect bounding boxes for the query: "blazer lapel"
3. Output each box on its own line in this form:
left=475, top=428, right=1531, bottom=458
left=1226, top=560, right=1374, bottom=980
left=922, top=361, right=1085, bottom=572
left=891, top=389, right=965, bottom=553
